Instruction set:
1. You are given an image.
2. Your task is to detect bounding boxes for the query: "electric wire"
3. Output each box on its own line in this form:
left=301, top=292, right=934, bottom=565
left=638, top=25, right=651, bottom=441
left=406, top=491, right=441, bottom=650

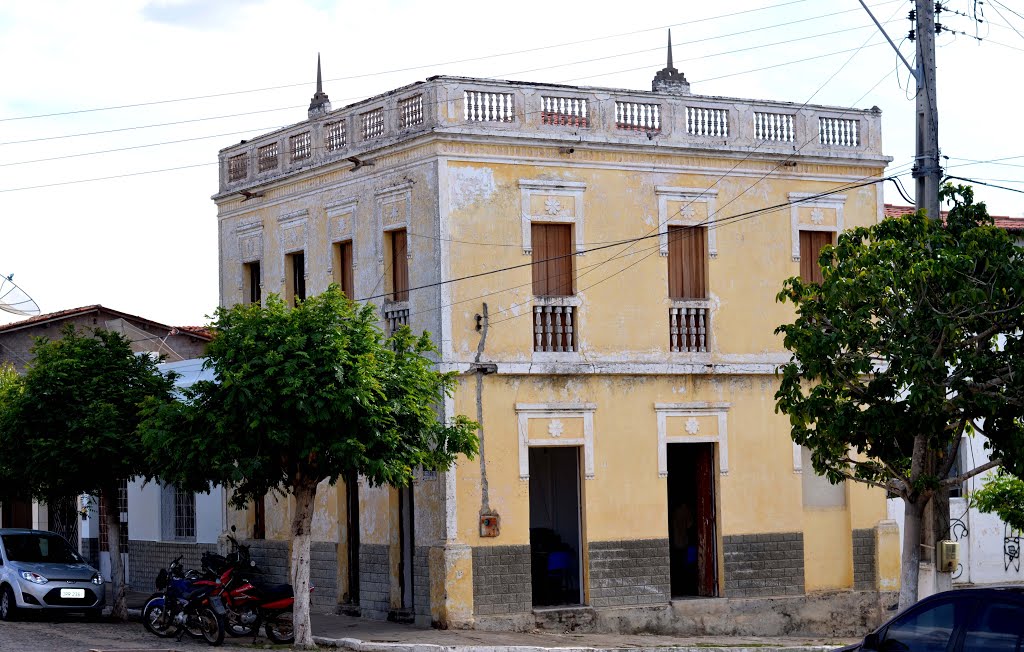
left=0, top=0, right=863, bottom=124
left=944, top=174, right=1024, bottom=195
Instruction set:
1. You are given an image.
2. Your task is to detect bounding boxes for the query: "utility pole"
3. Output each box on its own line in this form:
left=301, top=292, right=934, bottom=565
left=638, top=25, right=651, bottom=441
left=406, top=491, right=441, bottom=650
left=860, top=0, right=949, bottom=598
left=914, top=0, right=942, bottom=220
left=913, top=0, right=952, bottom=597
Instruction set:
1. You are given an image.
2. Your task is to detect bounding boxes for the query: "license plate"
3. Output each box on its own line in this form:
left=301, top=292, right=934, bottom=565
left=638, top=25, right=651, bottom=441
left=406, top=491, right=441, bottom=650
left=60, top=588, right=85, bottom=599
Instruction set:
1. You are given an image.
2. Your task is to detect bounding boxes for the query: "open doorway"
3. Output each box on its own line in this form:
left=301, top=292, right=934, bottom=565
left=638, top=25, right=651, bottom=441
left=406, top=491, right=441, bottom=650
left=529, top=446, right=582, bottom=607
left=667, top=443, right=717, bottom=597
left=398, top=485, right=414, bottom=612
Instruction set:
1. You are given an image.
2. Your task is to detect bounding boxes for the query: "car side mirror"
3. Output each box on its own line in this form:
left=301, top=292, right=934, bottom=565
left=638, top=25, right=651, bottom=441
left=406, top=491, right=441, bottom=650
left=863, top=632, right=880, bottom=650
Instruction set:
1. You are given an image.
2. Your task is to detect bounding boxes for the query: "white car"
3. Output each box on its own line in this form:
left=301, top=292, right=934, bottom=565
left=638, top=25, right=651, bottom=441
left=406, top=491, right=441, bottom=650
left=0, top=528, right=105, bottom=620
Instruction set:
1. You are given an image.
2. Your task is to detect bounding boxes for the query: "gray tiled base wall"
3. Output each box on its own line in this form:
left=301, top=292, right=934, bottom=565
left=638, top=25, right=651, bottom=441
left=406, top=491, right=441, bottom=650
left=472, top=545, right=531, bottom=616
left=723, top=532, right=804, bottom=597
left=588, top=539, right=670, bottom=607
left=243, top=539, right=290, bottom=585
left=81, top=537, right=99, bottom=569
left=359, top=543, right=390, bottom=619
left=310, top=541, right=339, bottom=612
left=127, top=540, right=218, bottom=591
left=853, top=528, right=876, bottom=590
left=413, top=546, right=430, bottom=620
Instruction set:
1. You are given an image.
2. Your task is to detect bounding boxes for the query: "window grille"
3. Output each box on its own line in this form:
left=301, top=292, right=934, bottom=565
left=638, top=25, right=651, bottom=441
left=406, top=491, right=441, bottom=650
left=174, top=486, right=195, bottom=539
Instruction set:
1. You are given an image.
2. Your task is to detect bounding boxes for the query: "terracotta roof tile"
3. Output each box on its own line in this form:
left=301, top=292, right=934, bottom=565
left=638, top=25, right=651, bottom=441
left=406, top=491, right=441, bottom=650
left=0, top=304, right=213, bottom=340
left=883, top=204, right=1024, bottom=232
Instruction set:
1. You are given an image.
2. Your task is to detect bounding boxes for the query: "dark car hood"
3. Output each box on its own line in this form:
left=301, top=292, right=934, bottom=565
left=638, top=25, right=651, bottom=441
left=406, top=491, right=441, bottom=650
left=13, top=561, right=97, bottom=581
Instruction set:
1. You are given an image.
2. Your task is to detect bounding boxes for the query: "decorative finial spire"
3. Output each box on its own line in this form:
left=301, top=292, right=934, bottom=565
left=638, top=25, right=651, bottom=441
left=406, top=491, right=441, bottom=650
left=308, top=53, right=332, bottom=118
left=652, top=29, right=690, bottom=95
left=667, top=29, right=674, bottom=70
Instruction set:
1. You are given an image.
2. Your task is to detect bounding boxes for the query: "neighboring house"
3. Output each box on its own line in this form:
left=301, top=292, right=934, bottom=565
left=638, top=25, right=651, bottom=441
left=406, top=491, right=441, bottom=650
left=0, top=305, right=212, bottom=587
left=210, top=46, right=898, bottom=635
left=123, top=357, right=227, bottom=591
left=882, top=204, right=1024, bottom=594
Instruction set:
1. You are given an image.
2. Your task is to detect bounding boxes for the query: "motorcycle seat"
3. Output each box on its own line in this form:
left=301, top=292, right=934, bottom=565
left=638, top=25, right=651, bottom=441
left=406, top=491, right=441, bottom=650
left=256, top=583, right=294, bottom=599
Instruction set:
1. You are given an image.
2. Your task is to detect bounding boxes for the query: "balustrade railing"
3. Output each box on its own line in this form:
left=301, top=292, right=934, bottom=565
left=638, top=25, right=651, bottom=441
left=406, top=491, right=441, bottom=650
left=257, top=143, right=278, bottom=172
left=361, top=108, right=385, bottom=140
left=220, top=78, right=881, bottom=194
left=325, top=121, right=346, bottom=151
left=615, top=101, right=660, bottom=132
left=533, top=304, right=576, bottom=352
left=228, top=153, right=248, bottom=182
left=669, top=303, right=709, bottom=353
left=819, top=117, right=859, bottom=147
left=399, top=95, right=424, bottom=128
left=754, top=112, right=794, bottom=142
left=290, top=131, right=311, bottom=161
left=687, top=107, right=729, bottom=137
left=541, top=96, right=589, bottom=127
left=384, top=302, right=409, bottom=335
left=464, top=90, right=514, bottom=122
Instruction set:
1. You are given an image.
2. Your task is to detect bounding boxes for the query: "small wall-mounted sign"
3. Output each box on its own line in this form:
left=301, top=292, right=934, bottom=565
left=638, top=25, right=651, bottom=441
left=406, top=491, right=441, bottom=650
left=479, top=513, right=500, bottom=538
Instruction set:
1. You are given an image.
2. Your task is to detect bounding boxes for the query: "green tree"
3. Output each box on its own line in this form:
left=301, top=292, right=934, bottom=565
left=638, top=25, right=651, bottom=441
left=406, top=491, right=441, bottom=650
left=0, top=328, right=177, bottom=619
left=775, top=185, right=1024, bottom=609
left=972, top=472, right=1024, bottom=532
left=142, top=287, right=478, bottom=649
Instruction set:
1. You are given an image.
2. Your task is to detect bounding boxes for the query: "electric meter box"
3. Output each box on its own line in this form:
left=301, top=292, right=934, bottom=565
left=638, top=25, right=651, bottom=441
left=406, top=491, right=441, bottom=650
left=937, top=540, right=960, bottom=573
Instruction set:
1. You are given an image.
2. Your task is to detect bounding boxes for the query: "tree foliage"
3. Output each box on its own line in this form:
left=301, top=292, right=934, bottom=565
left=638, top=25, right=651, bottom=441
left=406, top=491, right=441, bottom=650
left=0, top=327, right=177, bottom=618
left=141, top=287, right=478, bottom=648
left=0, top=327, right=176, bottom=499
left=143, top=287, right=479, bottom=503
left=775, top=185, right=1024, bottom=605
left=972, top=472, right=1024, bottom=532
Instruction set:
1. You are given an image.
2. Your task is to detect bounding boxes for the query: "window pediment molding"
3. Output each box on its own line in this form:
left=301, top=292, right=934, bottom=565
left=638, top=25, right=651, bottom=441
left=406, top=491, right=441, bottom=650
left=655, top=186, right=718, bottom=258
left=789, top=192, right=845, bottom=262
left=519, top=179, right=587, bottom=255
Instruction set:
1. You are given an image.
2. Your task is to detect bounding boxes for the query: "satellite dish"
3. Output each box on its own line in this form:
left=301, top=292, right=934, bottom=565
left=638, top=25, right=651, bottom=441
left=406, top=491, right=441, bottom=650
left=0, top=273, right=40, bottom=316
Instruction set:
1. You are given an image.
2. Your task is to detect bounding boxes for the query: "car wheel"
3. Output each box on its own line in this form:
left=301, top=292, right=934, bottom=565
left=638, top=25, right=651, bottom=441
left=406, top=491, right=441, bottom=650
left=0, top=585, right=18, bottom=622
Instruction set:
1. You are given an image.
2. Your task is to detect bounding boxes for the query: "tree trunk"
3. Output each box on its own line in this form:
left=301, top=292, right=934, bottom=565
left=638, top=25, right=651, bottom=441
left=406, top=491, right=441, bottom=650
left=290, top=479, right=318, bottom=649
left=102, top=485, right=127, bottom=621
left=899, top=498, right=925, bottom=611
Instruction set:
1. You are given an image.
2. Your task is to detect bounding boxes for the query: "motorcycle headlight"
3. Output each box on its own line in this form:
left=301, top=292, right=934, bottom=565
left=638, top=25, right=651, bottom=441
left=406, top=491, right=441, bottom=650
left=20, top=571, right=48, bottom=584
left=91, top=573, right=103, bottom=585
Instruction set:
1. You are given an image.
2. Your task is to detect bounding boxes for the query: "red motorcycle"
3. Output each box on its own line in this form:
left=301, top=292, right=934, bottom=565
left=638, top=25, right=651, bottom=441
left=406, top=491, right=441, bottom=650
left=200, top=534, right=300, bottom=644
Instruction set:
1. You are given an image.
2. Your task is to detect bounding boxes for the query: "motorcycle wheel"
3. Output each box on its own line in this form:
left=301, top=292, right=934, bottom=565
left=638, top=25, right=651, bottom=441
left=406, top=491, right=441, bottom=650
left=225, top=606, right=259, bottom=637
left=195, top=605, right=225, bottom=646
left=264, top=611, right=295, bottom=644
left=142, top=597, right=177, bottom=638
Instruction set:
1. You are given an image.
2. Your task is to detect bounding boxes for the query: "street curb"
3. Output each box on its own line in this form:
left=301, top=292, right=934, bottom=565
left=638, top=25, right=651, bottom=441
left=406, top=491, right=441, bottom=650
left=311, top=639, right=839, bottom=652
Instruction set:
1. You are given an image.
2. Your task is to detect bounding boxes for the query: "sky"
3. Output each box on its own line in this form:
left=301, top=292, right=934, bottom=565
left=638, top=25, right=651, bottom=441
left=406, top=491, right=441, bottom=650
left=1, top=0, right=1022, bottom=326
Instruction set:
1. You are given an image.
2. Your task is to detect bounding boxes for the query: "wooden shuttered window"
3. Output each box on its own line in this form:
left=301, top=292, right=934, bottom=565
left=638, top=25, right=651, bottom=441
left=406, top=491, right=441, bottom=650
left=334, top=241, right=354, bottom=298
left=391, top=229, right=409, bottom=301
left=531, top=223, right=574, bottom=296
left=799, top=230, right=833, bottom=284
left=667, top=225, right=707, bottom=299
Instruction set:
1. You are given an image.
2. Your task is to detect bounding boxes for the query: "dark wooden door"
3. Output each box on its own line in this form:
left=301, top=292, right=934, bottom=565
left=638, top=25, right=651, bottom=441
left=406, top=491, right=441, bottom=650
left=694, top=444, right=718, bottom=597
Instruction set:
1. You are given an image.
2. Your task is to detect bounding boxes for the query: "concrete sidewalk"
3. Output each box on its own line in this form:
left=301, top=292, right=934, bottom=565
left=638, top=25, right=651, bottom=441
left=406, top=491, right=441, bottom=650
left=125, top=591, right=853, bottom=651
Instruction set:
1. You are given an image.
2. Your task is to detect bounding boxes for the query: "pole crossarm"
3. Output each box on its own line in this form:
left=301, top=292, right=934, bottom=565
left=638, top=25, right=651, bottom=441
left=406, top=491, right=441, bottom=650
left=858, top=0, right=919, bottom=81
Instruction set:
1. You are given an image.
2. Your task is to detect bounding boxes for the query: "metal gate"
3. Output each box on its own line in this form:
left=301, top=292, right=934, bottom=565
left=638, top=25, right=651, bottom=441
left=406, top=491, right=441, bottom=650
left=47, top=495, right=79, bottom=545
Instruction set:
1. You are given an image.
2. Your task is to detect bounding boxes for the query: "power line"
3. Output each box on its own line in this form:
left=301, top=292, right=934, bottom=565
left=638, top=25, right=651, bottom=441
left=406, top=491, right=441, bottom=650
left=0, top=0, right=900, bottom=125
left=357, top=177, right=894, bottom=304
left=944, top=174, right=1024, bottom=195
left=0, top=162, right=215, bottom=193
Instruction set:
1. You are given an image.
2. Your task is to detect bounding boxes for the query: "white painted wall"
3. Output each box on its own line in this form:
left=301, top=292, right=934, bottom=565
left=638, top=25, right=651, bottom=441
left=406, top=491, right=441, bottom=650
left=887, top=432, right=1024, bottom=592
left=127, top=478, right=161, bottom=541
left=196, top=487, right=225, bottom=544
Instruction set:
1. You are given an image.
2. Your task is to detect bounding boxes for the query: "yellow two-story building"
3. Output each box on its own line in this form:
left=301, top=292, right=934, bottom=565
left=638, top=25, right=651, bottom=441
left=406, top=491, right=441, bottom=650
left=212, top=54, right=900, bottom=635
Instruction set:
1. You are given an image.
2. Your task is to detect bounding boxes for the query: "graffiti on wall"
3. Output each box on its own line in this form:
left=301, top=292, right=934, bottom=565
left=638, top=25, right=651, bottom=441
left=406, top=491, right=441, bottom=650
left=1005, top=524, right=1021, bottom=573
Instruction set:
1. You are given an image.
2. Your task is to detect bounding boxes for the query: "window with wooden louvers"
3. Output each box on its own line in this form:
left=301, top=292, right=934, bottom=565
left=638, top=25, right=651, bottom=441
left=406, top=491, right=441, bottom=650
left=531, top=223, right=574, bottom=296
left=667, top=225, right=707, bottom=299
left=335, top=241, right=354, bottom=298
left=391, top=229, right=409, bottom=301
left=799, top=230, right=833, bottom=284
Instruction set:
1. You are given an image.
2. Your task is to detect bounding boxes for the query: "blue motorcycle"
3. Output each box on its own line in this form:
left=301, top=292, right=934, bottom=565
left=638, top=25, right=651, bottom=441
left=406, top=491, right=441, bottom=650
left=141, top=556, right=226, bottom=646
